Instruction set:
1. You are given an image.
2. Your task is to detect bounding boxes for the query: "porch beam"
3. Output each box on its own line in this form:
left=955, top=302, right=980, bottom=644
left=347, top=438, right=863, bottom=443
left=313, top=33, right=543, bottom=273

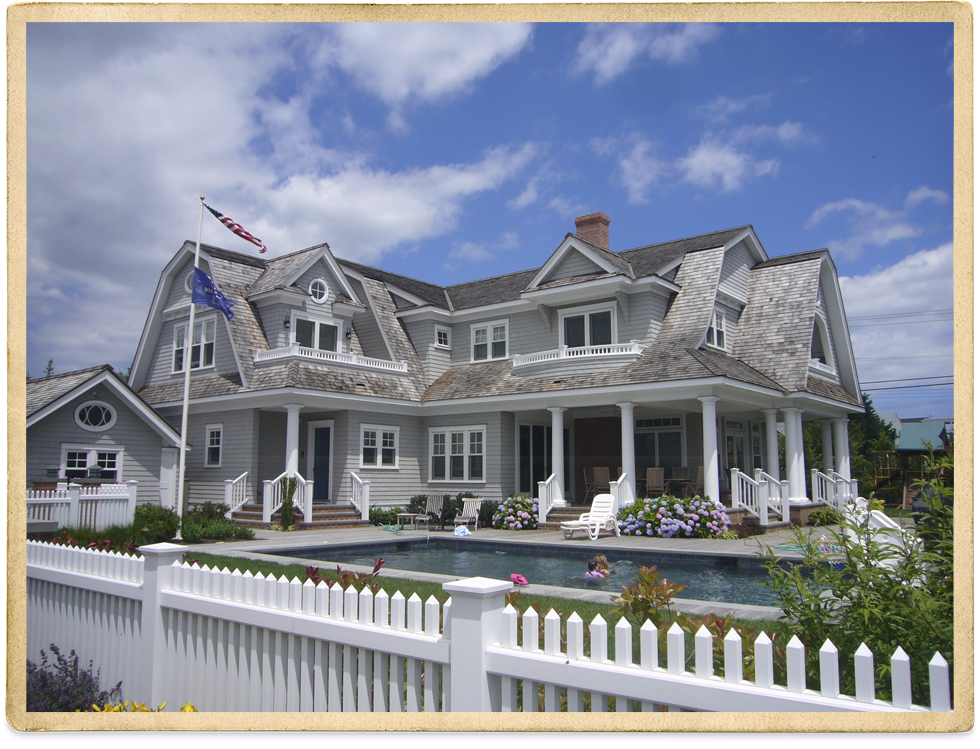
left=698, top=397, right=720, bottom=504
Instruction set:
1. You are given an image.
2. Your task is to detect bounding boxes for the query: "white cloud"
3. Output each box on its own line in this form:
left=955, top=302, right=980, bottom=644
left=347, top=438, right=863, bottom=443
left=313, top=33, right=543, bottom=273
left=698, top=93, right=772, bottom=122
left=444, top=231, right=523, bottom=271
left=731, top=121, right=814, bottom=147
left=806, top=198, right=922, bottom=261
left=573, top=23, right=720, bottom=85
left=508, top=177, right=540, bottom=210
left=839, top=243, right=954, bottom=413
left=616, top=138, right=667, bottom=204
left=677, top=139, right=778, bottom=193
left=905, top=185, right=950, bottom=209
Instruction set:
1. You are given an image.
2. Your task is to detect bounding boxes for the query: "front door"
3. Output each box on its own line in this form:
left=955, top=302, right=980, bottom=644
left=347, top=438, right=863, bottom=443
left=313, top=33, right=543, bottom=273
left=159, top=447, right=177, bottom=509
left=311, top=425, right=332, bottom=502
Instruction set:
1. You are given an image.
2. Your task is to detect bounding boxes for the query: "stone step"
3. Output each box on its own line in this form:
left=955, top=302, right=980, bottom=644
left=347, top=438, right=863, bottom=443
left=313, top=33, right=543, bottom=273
left=231, top=502, right=366, bottom=530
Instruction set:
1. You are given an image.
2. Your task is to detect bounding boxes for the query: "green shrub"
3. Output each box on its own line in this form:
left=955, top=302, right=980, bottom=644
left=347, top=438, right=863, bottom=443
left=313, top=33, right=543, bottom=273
left=180, top=519, right=203, bottom=544
left=279, top=476, right=297, bottom=529
left=491, top=495, right=538, bottom=530
left=369, top=506, right=406, bottom=527
left=716, top=529, right=740, bottom=540
left=807, top=506, right=840, bottom=526
left=185, top=501, right=229, bottom=524
left=27, top=644, right=120, bottom=712
left=618, top=495, right=730, bottom=538
left=133, top=504, right=179, bottom=543
left=609, top=565, right=688, bottom=620
left=233, top=524, right=255, bottom=540
left=478, top=499, right=497, bottom=528
left=730, top=518, right=764, bottom=538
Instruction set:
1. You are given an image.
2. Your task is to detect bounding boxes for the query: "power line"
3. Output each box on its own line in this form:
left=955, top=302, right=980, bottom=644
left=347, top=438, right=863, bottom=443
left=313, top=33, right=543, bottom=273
left=857, top=355, right=952, bottom=360
left=849, top=308, right=953, bottom=320
left=863, top=383, right=954, bottom=392
left=842, top=275, right=952, bottom=290
left=850, top=319, right=952, bottom=328
left=862, top=375, right=954, bottom=384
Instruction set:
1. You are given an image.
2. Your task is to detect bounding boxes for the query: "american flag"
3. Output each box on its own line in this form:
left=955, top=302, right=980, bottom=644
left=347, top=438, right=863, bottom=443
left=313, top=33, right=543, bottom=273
left=204, top=203, right=267, bottom=253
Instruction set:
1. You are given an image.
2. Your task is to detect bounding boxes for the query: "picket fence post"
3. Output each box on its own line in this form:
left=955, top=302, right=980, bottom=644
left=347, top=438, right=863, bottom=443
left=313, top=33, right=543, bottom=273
left=125, top=481, right=139, bottom=525
left=137, top=542, right=185, bottom=709
left=67, top=483, right=81, bottom=527
left=442, top=577, right=512, bottom=711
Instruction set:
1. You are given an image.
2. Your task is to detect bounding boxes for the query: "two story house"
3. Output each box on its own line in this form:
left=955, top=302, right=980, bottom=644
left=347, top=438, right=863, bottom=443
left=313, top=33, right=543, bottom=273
left=124, top=212, right=863, bottom=516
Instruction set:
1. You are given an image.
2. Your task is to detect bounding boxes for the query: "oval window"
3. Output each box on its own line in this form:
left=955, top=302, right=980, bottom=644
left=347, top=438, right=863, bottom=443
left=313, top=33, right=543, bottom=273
left=184, top=271, right=194, bottom=294
left=309, top=278, right=329, bottom=303
left=75, top=401, right=117, bottom=432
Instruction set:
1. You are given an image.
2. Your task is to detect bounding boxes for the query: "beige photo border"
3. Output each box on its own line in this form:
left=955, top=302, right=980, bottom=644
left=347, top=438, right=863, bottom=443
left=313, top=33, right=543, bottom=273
left=6, top=1, right=974, bottom=734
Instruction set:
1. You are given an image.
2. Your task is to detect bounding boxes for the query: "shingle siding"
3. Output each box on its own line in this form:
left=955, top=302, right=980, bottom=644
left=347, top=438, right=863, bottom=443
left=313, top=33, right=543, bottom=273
left=182, top=408, right=260, bottom=505
left=347, top=278, right=390, bottom=360
left=718, top=240, right=753, bottom=301
left=547, top=250, right=605, bottom=282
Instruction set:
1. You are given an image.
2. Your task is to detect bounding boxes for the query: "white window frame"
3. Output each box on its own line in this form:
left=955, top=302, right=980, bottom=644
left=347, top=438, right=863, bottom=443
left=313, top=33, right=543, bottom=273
left=291, top=309, right=342, bottom=353
left=704, top=308, right=728, bottom=351
left=360, top=424, right=400, bottom=469
left=470, top=320, right=508, bottom=362
left=173, top=314, right=217, bottom=373
left=435, top=324, right=452, bottom=350
left=205, top=424, right=223, bottom=468
left=309, top=278, right=330, bottom=304
left=74, top=400, right=117, bottom=432
left=60, top=443, right=126, bottom=481
left=558, top=301, right=618, bottom=349
left=428, top=425, right=486, bottom=483
left=184, top=271, right=194, bottom=294
left=809, top=315, right=836, bottom=375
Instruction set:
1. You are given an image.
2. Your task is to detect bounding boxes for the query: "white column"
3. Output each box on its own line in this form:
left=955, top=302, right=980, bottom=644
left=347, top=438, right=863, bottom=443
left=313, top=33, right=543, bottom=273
left=699, top=397, right=720, bottom=504
left=821, top=420, right=835, bottom=473
left=617, top=402, right=636, bottom=499
left=783, top=407, right=806, bottom=502
left=548, top=407, right=567, bottom=503
left=762, top=409, right=780, bottom=480
left=833, top=417, right=851, bottom=480
left=284, top=404, right=303, bottom=476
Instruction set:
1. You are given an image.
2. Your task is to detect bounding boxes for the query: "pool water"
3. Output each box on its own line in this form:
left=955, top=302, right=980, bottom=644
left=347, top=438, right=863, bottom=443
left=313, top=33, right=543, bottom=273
left=271, top=541, right=781, bottom=607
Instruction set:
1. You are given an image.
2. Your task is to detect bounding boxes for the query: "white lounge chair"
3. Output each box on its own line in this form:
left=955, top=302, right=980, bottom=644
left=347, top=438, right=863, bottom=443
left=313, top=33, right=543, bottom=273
left=560, top=493, right=621, bottom=540
left=454, top=498, right=482, bottom=531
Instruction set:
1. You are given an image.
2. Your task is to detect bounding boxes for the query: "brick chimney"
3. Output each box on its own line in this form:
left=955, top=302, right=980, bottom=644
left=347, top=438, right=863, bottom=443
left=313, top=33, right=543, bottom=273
left=574, top=212, right=610, bottom=250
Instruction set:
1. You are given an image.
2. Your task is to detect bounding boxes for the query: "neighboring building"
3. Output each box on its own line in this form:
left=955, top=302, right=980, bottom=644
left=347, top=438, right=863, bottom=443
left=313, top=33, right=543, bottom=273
left=27, top=364, right=183, bottom=506
left=124, top=213, right=864, bottom=510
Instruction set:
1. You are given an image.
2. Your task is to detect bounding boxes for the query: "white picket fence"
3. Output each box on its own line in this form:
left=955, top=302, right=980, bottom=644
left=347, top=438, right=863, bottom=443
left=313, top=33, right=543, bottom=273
left=25, top=540, right=951, bottom=713
left=27, top=482, right=138, bottom=531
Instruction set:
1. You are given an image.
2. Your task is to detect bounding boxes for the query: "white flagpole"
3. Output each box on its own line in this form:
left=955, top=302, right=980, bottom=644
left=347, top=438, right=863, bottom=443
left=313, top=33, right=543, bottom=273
left=176, top=196, right=206, bottom=530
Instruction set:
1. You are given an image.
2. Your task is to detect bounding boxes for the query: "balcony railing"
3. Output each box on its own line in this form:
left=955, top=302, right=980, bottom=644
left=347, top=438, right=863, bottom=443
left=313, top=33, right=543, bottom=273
left=254, top=343, right=408, bottom=373
left=512, top=341, right=643, bottom=369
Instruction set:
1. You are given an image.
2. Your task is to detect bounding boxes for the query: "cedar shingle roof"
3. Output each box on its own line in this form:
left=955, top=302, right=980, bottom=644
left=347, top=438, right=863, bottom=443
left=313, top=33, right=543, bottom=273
left=138, top=372, right=246, bottom=404
left=27, top=365, right=112, bottom=416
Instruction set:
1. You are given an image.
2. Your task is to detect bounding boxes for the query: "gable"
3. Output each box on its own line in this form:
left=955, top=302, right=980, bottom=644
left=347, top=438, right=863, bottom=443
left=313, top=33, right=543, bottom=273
left=293, top=257, right=347, bottom=302
left=718, top=239, right=754, bottom=303
left=543, top=248, right=606, bottom=283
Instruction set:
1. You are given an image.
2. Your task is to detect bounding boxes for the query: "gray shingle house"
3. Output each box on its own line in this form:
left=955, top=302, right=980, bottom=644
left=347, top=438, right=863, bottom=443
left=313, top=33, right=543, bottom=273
left=125, top=212, right=864, bottom=518
left=27, top=364, right=183, bottom=505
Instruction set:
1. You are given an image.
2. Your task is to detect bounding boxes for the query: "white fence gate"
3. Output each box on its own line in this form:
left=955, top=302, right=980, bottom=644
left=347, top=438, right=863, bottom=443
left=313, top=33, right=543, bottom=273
left=27, top=482, right=139, bottom=531
left=25, top=541, right=951, bottom=714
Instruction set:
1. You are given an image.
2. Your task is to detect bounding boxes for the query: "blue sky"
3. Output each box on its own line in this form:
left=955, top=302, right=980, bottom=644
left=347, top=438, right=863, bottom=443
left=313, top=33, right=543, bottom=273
left=24, top=20, right=956, bottom=418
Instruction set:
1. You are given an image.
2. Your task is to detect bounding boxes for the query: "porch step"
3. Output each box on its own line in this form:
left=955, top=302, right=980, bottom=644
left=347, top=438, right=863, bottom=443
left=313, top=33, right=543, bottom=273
left=230, top=503, right=370, bottom=531
left=538, top=505, right=594, bottom=531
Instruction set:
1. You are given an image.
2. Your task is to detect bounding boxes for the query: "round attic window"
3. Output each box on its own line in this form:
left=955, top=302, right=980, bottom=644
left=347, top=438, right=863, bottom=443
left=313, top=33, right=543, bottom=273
left=309, top=278, right=329, bottom=304
left=75, top=401, right=116, bottom=432
left=184, top=271, right=194, bottom=294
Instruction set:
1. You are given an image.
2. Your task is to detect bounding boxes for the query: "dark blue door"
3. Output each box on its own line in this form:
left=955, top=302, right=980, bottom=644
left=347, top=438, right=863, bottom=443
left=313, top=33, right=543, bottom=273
left=313, top=427, right=331, bottom=501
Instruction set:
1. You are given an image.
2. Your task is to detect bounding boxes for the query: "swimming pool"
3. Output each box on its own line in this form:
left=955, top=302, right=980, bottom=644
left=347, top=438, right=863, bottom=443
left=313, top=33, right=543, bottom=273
left=265, top=538, right=786, bottom=607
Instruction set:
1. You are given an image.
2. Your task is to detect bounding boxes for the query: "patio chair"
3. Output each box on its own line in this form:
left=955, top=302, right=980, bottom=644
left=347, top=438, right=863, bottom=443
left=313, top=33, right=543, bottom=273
left=454, top=498, right=482, bottom=532
left=593, top=466, right=611, bottom=494
left=416, top=494, right=446, bottom=530
left=685, top=466, right=704, bottom=498
left=645, top=467, right=665, bottom=497
left=560, top=493, right=621, bottom=540
left=582, top=467, right=596, bottom=502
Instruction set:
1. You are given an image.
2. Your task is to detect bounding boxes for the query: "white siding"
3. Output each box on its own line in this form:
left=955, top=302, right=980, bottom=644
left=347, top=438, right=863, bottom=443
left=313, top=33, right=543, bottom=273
left=718, top=240, right=753, bottom=302
left=336, top=410, right=425, bottom=509
left=143, top=311, right=238, bottom=388
left=182, top=409, right=260, bottom=506
left=347, top=278, right=390, bottom=360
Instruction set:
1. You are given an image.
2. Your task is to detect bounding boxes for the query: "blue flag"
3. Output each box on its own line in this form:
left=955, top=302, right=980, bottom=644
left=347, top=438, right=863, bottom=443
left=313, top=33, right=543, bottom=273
left=192, top=267, right=235, bottom=320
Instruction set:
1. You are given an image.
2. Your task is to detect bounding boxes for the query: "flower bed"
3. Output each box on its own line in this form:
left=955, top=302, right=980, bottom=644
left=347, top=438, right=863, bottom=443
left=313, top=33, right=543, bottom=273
left=617, top=494, right=730, bottom=538
left=491, top=495, right=539, bottom=531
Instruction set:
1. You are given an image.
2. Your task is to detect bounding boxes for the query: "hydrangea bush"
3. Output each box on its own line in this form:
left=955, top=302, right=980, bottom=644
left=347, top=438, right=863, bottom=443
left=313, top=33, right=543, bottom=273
left=491, top=495, right=539, bottom=531
left=617, top=494, right=730, bottom=539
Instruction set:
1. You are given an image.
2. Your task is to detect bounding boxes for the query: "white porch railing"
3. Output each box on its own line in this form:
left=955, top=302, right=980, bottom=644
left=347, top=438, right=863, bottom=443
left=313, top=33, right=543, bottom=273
left=535, top=473, right=566, bottom=522
left=731, top=469, right=788, bottom=526
left=812, top=470, right=861, bottom=511
left=223, top=472, right=250, bottom=518
left=254, top=343, right=408, bottom=373
left=512, top=341, right=643, bottom=368
left=262, top=471, right=314, bottom=525
left=350, top=471, right=371, bottom=522
left=27, top=481, right=138, bottom=531
left=26, top=540, right=953, bottom=713
left=609, top=472, right=635, bottom=512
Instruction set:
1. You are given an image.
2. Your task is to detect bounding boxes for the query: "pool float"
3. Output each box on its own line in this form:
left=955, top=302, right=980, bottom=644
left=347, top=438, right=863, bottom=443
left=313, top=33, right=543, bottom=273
left=510, top=573, right=529, bottom=586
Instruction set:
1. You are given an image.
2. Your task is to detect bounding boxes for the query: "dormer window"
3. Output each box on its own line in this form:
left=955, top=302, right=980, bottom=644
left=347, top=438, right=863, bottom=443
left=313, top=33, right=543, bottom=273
left=435, top=325, right=451, bottom=350
left=705, top=309, right=727, bottom=350
left=309, top=278, right=329, bottom=304
left=810, top=315, right=835, bottom=375
left=559, top=303, right=615, bottom=349
left=173, top=315, right=216, bottom=372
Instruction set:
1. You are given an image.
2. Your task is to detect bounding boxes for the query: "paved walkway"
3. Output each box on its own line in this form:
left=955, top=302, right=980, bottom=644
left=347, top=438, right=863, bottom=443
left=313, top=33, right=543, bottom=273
left=187, top=523, right=848, bottom=622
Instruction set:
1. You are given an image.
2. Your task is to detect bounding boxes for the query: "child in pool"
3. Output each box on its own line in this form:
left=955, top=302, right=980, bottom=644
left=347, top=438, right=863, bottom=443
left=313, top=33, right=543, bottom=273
left=584, top=561, right=606, bottom=579
left=590, top=554, right=614, bottom=575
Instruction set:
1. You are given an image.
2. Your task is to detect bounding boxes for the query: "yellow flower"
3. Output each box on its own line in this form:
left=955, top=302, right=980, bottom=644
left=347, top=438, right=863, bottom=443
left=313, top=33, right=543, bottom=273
left=179, top=702, right=198, bottom=712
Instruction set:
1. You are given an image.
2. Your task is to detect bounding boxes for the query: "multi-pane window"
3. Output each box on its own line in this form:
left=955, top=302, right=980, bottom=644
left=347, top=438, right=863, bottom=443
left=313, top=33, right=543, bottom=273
left=429, top=426, right=485, bottom=482
left=561, top=305, right=614, bottom=348
left=294, top=316, right=339, bottom=352
left=435, top=326, right=451, bottom=349
left=705, top=309, right=727, bottom=350
left=471, top=321, right=507, bottom=361
left=205, top=425, right=222, bottom=467
left=173, top=316, right=216, bottom=372
left=309, top=278, right=329, bottom=303
left=361, top=425, right=399, bottom=468
left=62, top=445, right=123, bottom=481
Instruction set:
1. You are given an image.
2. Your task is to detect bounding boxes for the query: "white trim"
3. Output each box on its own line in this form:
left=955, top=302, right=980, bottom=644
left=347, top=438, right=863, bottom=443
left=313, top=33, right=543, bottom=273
left=73, top=400, right=117, bottom=432
left=470, top=319, right=509, bottom=362
left=204, top=423, right=223, bottom=468
left=427, top=425, right=486, bottom=483
left=283, top=245, right=363, bottom=306
left=527, top=236, right=620, bottom=290
left=305, top=419, right=335, bottom=502
left=184, top=270, right=194, bottom=294
left=703, top=308, right=728, bottom=352
left=359, top=423, right=401, bottom=470
left=558, top=301, right=618, bottom=348
left=810, top=313, right=835, bottom=373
